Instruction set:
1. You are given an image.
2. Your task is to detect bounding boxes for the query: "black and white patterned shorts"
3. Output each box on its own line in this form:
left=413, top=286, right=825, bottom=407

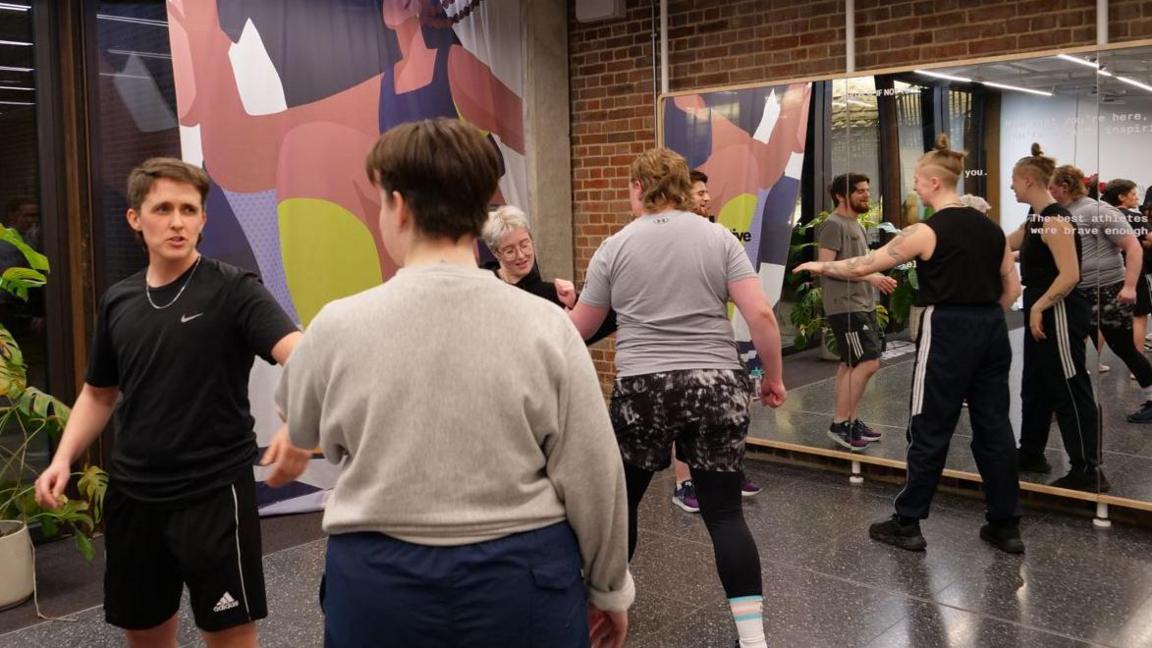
left=609, top=368, right=751, bottom=473
left=1086, top=281, right=1134, bottom=331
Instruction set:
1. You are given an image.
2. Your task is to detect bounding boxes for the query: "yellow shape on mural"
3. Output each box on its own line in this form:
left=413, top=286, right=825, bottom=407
left=718, top=193, right=758, bottom=322
left=279, top=198, right=382, bottom=327
left=717, top=193, right=757, bottom=238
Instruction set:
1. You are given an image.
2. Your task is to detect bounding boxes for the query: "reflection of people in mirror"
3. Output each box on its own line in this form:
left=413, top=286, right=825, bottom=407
left=818, top=173, right=893, bottom=453
left=1008, top=145, right=1104, bottom=493
left=1101, top=179, right=1152, bottom=353
left=797, top=134, right=1025, bottom=554
left=1051, top=165, right=1152, bottom=434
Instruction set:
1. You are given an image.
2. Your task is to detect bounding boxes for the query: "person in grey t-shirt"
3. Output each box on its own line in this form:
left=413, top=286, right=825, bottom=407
left=818, top=173, right=897, bottom=452
left=569, top=147, right=786, bottom=648
left=1052, top=164, right=1152, bottom=423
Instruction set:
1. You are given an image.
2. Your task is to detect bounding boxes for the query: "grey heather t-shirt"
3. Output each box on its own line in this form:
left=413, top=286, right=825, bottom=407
left=580, top=210, right=757, bottom=377
left=1067, top=197, right=1132, bottom=288
left=817, top=213, right=875, bottom=315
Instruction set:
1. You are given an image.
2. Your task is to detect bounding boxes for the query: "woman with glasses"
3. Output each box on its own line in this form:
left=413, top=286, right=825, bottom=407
left=483, top=205, right=616, bottom=342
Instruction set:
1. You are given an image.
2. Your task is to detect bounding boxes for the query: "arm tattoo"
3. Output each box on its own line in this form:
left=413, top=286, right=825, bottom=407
left=1035, top=288, right=1070, bottom=310
left=821, top=251, right=876, bottom=280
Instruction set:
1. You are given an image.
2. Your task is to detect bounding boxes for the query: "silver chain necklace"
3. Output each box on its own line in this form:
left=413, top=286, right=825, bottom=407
left=146, top=255, right=202, bottom=310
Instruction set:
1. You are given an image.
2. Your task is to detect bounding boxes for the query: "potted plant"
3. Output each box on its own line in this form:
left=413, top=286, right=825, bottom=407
left=0, top=224, right=107, bottom=610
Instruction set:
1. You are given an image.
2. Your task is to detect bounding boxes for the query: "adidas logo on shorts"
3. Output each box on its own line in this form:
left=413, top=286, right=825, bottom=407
left=213, top=592, right=240, bottom=613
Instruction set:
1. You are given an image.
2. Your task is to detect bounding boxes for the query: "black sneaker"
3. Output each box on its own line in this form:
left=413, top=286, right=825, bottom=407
left=868, top=514, right=926, bottom=551
left=1127, top=401, right=1152, bottom=423
left=980, top=522, right=1025, bottom=554
left=1016, top=449, right=1052, bottom=474
left=1049, top=468, right=1110, bottom=492
left=827, top=420, right=868, bottom=451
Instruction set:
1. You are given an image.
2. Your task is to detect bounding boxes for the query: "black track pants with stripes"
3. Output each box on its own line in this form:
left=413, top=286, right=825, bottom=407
left=1018, top=289, right=1099, bottom=472
left=894, top=304, right=1022, bottom=522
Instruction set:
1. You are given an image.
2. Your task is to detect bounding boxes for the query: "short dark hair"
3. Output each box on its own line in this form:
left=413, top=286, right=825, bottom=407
left=829, top=172, right=870, bottom=203
left=1101, top=179, right=1137, bottom=207
left=127, top=158, right=210, bottom=213
left=689, top=170, right=708, bottom=185
left=366, top=118, right=500, bottom=241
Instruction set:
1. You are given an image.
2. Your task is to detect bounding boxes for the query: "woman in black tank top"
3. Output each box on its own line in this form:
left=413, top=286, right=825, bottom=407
left=1008, top=144, right=1104, bottom=492
left=798, top=134, right=1025, bottom=554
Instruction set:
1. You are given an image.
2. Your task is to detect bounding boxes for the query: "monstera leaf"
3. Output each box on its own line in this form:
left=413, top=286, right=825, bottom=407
left=0, top=267, right=47, bottom=301
left=0, top=224, right=48, bottom=272
left=0, top=325, right=26, bottom=398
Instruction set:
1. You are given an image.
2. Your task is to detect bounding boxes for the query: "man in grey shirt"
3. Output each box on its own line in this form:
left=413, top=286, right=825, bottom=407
left=1053, top=165, right=1152, bottom=429
left=817, top=173, right=896, bottom=450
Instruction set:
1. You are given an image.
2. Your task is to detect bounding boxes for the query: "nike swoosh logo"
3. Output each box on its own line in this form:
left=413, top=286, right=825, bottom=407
left=180, top=313, right=204, bottom=323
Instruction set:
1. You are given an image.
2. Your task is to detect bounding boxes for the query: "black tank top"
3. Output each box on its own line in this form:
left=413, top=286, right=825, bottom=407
left=1020, top=203, right=1082, bottom=292
left=915, top=206, right=1005, bottom=306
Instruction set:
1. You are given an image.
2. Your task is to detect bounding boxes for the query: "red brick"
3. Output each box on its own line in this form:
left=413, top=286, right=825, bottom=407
left=966, top=35, right=1020, bottom=56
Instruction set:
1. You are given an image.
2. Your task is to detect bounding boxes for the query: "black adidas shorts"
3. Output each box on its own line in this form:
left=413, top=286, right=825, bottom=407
left=827, top=311, right=885, bottom=366
left=103, top=471, right=267, bottom=632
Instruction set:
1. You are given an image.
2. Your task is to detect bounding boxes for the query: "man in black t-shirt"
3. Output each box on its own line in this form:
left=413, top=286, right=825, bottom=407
left=35, top=158, right=308, bottom=648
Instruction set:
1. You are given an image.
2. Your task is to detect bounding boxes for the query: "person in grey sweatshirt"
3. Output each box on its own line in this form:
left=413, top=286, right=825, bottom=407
left=275, top=118, right=633, bottom=648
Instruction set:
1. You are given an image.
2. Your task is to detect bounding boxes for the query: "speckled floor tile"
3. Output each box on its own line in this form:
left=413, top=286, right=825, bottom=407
left=865, top=600, right=1104, bottom=648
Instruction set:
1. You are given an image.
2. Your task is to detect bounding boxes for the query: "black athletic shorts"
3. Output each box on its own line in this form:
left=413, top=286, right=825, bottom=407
left=1136, top=273, right=1152, bottom=317
left=609, top=368, right=750, bottom=472
left=826, top=311, right=885, bottom=366
left=103, top=471, right=267, bottom=632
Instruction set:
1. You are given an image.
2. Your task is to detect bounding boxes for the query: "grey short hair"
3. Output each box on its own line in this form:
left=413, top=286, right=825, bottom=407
left=959, top=194, right=991, bottom=215
left=482, top=205, right=532, bottom=249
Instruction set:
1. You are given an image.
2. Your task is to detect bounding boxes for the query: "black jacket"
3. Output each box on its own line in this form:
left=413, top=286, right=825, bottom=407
left=483, top=262, right=617, bottom=344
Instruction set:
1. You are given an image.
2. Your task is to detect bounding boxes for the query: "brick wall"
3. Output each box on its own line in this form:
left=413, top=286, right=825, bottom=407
left=568, top=0, right=1152, bottom=391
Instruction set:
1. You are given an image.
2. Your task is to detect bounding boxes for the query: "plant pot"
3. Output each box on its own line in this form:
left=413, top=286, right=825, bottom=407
left=0, top=520, right=33, bottom=610
left=909, top=306, right=926, bottom=344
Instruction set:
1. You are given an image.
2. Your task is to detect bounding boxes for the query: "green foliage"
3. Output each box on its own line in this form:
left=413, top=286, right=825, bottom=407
left=0, top=223, right=106, bottom=559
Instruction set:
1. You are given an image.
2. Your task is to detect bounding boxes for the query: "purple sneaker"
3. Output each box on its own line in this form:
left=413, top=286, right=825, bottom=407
left=827, top=420, right=868, bottom=452
left=854, top=419, right=882, bottom=443
left=740, top=476, right=762, bottom=498
left=673, top=480, right=700, bottom=513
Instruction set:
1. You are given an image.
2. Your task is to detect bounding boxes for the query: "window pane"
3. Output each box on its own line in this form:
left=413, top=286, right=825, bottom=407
left=0, top=1, right=47, bottom=477
left=90, top=1, right=180, bottom=289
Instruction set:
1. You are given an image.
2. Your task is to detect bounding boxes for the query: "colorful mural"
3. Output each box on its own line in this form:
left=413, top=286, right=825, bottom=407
left=662, top=82, right=812, bottom=368
left=165, top=0, right=526, bottom=513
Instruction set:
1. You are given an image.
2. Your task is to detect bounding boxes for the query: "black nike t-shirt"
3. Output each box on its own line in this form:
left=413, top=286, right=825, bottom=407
left=86, top=257, right=298, bottom=504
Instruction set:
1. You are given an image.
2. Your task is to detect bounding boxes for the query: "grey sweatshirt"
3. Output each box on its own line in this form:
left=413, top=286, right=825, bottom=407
left=275, top=263, right=634, bottom=612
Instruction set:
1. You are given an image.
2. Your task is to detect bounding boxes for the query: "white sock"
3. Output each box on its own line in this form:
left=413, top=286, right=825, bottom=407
left=729, top=595, right=767, bottom=648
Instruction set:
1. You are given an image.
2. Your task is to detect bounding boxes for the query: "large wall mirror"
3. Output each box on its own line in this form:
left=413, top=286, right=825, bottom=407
left=661, top=42, right=1152, bottom=509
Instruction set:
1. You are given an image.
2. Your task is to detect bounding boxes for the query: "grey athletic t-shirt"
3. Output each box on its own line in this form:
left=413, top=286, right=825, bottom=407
left=1067, top=197, right=1132, bottom=289
left=580, top=210, right=758, bottom=377
left=817, top=213, right=875, bottom=315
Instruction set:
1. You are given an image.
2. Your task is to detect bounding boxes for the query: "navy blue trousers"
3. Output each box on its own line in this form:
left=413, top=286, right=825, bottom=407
left=321, top=522, right=589, bottom=648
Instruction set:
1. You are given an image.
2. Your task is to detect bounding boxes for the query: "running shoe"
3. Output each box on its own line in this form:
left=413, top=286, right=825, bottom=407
left=853, top=419, right=882, bottom=443
left=1016, top=449, right=1053, bottom=474
left=980, top=521, right=1025, bottom=554
left=868, top=514, right=927, bottom=551
left=740, top=476, right=763, bottom=498
left=673, top=480, right=700, bottom=513
left=827, top=420, right=868, bottom=451
left=1127, top=401, right=1152, bottom=424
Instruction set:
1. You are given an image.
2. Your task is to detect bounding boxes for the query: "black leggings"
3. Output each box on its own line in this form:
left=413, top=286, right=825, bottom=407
left=624, top=463, right=762, bottom=598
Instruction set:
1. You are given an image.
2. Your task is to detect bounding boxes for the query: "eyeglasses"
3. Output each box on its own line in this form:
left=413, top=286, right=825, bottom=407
left=496, top=238, right=533, bottom=260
